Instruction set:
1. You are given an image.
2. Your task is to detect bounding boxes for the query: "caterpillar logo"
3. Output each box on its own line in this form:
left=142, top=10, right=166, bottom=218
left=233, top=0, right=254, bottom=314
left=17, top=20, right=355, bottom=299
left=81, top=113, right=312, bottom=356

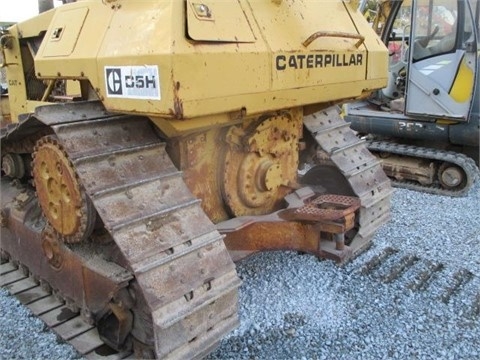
left=105, top=66, right=161, bottom=100
left=276, top=53, right=363, bottom=71
left=106, top=68, right=122, bottom=95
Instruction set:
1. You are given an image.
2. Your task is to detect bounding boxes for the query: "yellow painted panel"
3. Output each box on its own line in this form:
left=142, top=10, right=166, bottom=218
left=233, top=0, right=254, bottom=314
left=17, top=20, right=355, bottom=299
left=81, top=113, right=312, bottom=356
left=36, top=1, right=114, bottom=80
left=15, top=10, right=54, bottom=38
left=248, top=0, right=363, bottom=52
left=43, top=7, right=89, bottom=57
left=186, top=0, right=255, bottom=42
left=30, top=0, right=388, bottom=129
left=271, top=51, right=366, bottom=91
left=449, top=58, right=474, bottom=103
left=96, top=1, right=177, bottom=116
left=345, top=2, right=389, bottom=81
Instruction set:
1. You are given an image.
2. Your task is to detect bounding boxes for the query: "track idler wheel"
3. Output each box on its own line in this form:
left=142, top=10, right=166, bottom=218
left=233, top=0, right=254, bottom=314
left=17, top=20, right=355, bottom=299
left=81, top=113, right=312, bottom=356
left=2, top=153, right=26, bottom=179
left=438, top=162, right=466, bottom=189
left=300, top=164, right=355, bottom=196
left=32, top=135, right=96, bottom=243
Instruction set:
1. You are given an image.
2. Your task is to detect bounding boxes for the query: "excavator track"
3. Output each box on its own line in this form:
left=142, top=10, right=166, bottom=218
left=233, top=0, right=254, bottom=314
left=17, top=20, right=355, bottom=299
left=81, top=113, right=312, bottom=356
left=367, top=141, right=480, bottom=196
left=303, top=108, right=393, bottom=256
left=1, top=102, right=241, bottom=359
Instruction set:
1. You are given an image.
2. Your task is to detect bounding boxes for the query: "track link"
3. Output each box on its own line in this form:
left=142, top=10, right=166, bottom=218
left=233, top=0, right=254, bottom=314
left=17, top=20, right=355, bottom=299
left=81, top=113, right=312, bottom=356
left=367, top=141, right=480, bottom=196
left=354, top=247, right=480, bottom=318
left=304, top=108, right=393, bottom=255
left=1, top=260, right=126, bottom=359
left=1, top=103, right=393, bottom=356
left=1, top=102, right=241, bottom=358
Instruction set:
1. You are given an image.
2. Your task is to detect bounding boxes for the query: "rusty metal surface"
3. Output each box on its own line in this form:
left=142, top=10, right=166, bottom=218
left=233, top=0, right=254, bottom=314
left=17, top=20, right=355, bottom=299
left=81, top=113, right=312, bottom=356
left=223, top=220, right=319, bottom=253
left=1, top=181, right=132, bottom=315
left=32, top=136, right=95, bottom=242
left=5, top=105, right=241, bottom=358
left=221, top=189, right=360, bottom=263
left=1, top=116, right=53, bottom=150
left=279, top=194, right=360, bottom=222
left=222, top=112, right=302, bottom=217
left=34, top=101, right=112, bottom=126
left=0, top=260, right=127, bottom=358
left=63, top=116, right=241, bottom=358
left=1, top=105, right=242, bottom=358
left=1, top=101, right=393, bottom=357
left=221, top=107, right=392, bottom=263
left=304, top=107, right=393, bottom=254
left=379, top=154, right=436, bottom=185
left=172, top=129, right=230, bottom=223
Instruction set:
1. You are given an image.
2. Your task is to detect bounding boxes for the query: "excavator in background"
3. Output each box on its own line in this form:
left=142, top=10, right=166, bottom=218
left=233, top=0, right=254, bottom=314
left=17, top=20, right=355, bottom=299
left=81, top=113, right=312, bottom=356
left=346, top=0, right=480, bottom=196
left=0, top=0, right=392, bottom=358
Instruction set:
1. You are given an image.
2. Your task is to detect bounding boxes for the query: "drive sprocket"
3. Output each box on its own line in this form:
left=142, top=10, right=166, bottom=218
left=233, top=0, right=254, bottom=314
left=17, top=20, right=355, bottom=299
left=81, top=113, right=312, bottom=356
left=32, top=135, right=96, bottom=243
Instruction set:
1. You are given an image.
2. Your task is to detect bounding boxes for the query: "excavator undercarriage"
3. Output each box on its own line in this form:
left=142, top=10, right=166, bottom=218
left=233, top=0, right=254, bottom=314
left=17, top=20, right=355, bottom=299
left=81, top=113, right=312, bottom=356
left=366, top=140, right=479, bottom=196
left=347, top=0, right=480, bottom=196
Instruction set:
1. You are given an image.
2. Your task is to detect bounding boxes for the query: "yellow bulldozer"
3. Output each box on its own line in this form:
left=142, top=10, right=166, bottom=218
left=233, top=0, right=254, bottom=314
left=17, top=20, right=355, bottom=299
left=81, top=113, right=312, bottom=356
left=0, top=0, right=392, bottom=358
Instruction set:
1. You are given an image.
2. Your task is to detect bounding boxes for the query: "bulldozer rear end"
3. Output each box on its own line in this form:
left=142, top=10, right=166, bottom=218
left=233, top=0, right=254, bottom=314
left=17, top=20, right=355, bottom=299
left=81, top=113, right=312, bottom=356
left=0, top=1, right=392, bottom=358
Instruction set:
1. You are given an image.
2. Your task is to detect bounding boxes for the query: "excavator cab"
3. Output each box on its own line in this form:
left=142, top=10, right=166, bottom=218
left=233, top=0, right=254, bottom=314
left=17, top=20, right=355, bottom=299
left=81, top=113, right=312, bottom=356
left=382, top=0, right=478, bottom=120
left=346, top=0, right=480, bottom=196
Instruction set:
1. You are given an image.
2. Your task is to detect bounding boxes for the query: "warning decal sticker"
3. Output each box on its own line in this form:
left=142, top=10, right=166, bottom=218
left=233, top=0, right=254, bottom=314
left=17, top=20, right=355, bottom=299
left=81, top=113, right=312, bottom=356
left=105, top=65, right=161, bottom=100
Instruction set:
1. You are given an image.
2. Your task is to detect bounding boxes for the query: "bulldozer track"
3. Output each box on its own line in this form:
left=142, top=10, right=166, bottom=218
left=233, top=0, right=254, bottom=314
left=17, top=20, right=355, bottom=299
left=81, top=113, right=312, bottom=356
left=0, top=260, right=130, bottom=359
left=1, top=104, right=392, bottom=358
left=367, top=141, right=480, bottom=196
left=353, top=246, right=480, bottom=318
left=51, top=115, right=242, bottom=359
left=1, top=103, right=241, bottom=359
left=304, top=108, right=393, bottom=255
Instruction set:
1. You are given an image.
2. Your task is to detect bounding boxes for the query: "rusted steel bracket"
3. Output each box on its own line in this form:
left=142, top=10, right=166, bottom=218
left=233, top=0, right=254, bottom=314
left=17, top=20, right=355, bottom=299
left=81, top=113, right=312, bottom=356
left=302, top=31, right=365, bottom=48
left=0, top=33, right=15, bottom=68
left=0, top=179, right=133, bottom=318
left=218, top=188, right=361, bottom=263
left=98, top=300, right=134, bottom=351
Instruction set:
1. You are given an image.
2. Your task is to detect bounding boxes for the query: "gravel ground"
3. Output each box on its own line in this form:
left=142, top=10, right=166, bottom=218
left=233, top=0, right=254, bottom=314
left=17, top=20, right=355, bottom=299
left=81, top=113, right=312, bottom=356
left=1, top=182, right=479, bottom=359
